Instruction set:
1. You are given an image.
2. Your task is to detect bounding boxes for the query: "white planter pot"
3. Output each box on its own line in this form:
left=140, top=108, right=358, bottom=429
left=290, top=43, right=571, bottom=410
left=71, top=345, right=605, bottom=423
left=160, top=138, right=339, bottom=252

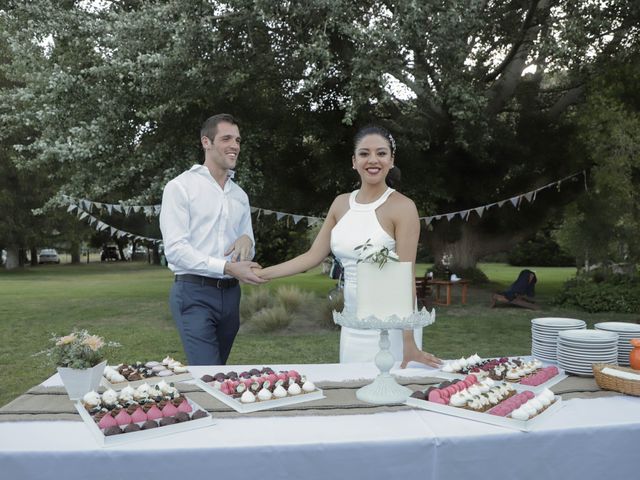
left=57, top=360, right=107, bottom=400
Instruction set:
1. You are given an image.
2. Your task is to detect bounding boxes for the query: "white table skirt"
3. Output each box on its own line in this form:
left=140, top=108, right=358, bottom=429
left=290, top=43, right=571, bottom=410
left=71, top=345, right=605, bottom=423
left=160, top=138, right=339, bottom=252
left=1, top=363, right=639, bottom=480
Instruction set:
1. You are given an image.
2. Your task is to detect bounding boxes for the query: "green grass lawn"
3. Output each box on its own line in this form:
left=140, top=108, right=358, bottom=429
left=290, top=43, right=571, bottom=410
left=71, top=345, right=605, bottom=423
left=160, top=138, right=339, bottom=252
left=1, top=261, right=637, bottom=407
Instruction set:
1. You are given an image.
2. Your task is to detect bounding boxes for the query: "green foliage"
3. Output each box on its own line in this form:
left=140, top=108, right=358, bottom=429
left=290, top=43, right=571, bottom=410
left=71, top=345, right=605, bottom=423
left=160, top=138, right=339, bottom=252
left=1, top=1, right=639, bottom=269
left=253, top=216, right=312, bottom=265
left=556, top=275, right=640, bottom=314
left=241, top=285, right=324, bottom=332
left=250, top=305, right=294, bottom=333
left=556, top=54, right=640, bottom=267
left=275, top=285, right=314, bottom=314
left=508, top=230, right=575, bottom=267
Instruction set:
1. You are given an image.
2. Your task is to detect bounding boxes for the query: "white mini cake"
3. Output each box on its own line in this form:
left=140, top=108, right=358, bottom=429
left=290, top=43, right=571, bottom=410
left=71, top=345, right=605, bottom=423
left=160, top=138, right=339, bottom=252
left=356, top=261, right=413, bottom=320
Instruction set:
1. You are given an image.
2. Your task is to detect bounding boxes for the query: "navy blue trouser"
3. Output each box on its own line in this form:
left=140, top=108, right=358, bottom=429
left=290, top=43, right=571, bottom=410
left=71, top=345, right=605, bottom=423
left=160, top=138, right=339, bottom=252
left=169, top=280, right=240, bottom=365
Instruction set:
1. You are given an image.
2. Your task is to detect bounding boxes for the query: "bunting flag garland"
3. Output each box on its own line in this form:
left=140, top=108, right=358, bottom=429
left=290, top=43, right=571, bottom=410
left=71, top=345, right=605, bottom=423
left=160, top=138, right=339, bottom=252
left=419, top=170, right=587, bottom=226
left=70, top=202, right=163, bottom=244
left=60, top=171, right=587, bottom=243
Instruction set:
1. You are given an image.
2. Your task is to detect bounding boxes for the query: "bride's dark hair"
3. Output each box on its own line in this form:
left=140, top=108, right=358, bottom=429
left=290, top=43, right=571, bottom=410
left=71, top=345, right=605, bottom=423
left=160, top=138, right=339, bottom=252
left=353, top=125, right=396, bottom=156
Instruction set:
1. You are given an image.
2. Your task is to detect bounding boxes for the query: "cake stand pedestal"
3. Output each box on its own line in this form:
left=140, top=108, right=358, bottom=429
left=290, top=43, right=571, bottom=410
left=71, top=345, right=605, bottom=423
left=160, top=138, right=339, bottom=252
left=333, top=308, right=436, bottom=405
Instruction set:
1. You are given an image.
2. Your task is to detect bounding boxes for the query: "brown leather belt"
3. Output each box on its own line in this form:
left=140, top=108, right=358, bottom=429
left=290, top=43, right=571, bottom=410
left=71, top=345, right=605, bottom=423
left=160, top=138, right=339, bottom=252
left=175, top=274, right=239, bottom=289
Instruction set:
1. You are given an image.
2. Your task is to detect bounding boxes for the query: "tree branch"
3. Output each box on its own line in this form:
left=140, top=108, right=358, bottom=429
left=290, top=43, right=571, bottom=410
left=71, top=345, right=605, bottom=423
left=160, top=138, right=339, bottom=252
left=483, top=0, right=540, bottom=83
left=547, top=85, right=585, bottom=119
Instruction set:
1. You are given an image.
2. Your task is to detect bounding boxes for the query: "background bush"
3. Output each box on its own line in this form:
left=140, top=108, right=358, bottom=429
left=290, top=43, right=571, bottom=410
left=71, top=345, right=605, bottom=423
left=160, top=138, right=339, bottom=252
left=241, top=285, right=335, bottom=332
left=555, top=274, right=640, bottom=313
left=508, top=230, right=575, bottom=267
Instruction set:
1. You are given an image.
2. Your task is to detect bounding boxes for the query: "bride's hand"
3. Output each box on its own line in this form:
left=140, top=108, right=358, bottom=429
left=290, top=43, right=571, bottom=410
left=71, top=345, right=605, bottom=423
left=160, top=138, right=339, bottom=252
left=400, top=345, right=442, bottom=369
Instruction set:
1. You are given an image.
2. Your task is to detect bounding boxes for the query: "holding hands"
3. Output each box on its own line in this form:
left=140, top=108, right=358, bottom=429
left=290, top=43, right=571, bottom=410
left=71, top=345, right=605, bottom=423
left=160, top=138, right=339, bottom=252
left=224, top=235, right=266, bottom=285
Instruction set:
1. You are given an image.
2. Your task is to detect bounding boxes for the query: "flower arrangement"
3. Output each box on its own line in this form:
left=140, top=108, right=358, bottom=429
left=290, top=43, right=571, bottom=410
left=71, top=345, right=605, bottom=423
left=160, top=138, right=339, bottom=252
left=36, top=329, right=120, bottom=369
left=355, top=238, right=399, bottom=269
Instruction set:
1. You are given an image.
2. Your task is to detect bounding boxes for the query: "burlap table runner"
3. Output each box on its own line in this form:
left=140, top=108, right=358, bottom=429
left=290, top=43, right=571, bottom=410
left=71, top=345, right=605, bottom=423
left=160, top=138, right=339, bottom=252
left=0, top=375, right=620, bottom=422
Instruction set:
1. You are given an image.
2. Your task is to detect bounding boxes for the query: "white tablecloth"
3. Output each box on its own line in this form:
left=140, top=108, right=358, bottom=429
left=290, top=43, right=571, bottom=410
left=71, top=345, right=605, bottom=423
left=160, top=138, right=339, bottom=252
left=1, top=363, right=639, bottom=480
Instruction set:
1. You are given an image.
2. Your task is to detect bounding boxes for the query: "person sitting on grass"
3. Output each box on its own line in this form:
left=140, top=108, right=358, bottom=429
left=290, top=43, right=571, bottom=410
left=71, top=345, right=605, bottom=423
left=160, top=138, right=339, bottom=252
left=490, top=269, right=540, bottom=310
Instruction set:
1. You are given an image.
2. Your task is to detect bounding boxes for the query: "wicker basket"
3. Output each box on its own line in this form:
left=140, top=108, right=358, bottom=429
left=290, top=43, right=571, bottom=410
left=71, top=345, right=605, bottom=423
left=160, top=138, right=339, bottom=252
left=593, top=363, right=640, bottom=397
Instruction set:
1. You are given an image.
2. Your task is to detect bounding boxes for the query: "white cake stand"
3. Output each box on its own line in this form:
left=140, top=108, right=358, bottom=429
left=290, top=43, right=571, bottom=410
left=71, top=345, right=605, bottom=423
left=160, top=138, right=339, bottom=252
left=333, top=308, right=436, bottom=404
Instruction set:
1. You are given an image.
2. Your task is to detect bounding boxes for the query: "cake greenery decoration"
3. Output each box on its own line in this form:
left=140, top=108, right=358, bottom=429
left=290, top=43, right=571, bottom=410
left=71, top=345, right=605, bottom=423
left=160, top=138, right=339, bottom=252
left=35, top=329, right=120, bottom=369
left=354, top=238, right=399, bottom=269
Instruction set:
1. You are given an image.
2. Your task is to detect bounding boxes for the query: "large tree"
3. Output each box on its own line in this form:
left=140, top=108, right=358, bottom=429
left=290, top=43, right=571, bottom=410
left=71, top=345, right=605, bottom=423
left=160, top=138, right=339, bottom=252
left=2, top=1, right=639, bottom=268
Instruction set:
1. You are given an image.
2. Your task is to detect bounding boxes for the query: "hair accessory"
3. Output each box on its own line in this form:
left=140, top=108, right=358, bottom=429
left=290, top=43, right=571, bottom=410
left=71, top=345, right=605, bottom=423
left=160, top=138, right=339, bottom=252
left=388, top=134, right=396, bottom=155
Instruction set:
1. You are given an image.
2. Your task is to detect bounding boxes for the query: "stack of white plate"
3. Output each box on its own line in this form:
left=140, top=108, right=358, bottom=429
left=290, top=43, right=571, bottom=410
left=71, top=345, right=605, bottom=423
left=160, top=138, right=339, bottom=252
left=594, top=322, right=640, bottom=366
left=531, top=317, right=586, bottom=363
left=556, top=329, right=619, bottom=376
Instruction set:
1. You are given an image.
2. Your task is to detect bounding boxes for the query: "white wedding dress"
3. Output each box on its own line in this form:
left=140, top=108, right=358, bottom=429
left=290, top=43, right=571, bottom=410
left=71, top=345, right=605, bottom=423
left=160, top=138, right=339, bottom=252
left=331, top=187, right=423, bottom=363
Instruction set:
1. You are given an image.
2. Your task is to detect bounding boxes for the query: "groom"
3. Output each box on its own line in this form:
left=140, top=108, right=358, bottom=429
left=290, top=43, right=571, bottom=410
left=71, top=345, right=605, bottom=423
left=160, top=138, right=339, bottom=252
left=160, top=114, right=266, bottom=365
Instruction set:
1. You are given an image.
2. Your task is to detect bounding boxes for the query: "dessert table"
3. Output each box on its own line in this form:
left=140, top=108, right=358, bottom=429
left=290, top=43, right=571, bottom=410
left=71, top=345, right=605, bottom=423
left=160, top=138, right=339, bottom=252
left=1, top=362, right=639, bottom=480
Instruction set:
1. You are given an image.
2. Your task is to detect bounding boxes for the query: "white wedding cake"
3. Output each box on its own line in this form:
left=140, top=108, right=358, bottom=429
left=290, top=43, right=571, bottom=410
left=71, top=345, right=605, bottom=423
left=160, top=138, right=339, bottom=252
left=356, top=261, right=414, bottom=320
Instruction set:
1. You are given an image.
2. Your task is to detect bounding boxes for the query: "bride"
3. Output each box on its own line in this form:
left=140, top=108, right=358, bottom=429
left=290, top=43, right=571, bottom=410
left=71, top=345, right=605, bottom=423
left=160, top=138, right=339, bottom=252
left=254, top=125, right=441, bottom=368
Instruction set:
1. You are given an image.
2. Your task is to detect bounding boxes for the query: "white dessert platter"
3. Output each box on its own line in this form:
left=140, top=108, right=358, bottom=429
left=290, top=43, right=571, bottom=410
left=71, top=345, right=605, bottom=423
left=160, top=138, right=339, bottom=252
left=74, top=397, right=214, bottom=447
left=333, top=307, right=436, bottom=405
left=101, top=371, right=193, bottom=390
left=435, top=357, right=567, bottom=394
left=406, top=394, right=564, bottom=432
left=195, top=379, right=325, bottom=413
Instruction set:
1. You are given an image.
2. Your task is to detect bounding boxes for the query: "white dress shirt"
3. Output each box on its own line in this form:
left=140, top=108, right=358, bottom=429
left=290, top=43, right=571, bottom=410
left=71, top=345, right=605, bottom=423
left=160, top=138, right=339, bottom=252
left=159, top=164, right=255, bottom=278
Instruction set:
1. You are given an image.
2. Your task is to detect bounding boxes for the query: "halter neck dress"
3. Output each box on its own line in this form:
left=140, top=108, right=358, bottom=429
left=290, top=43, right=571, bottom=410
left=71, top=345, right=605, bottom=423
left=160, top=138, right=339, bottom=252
left=330, top=187, right=423, bottom=363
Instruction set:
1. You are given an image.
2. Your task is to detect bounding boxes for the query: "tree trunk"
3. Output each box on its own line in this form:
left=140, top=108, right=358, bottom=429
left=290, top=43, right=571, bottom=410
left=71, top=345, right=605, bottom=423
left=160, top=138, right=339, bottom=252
left=151, top=244, right=160, bottom=265
left=30, top=247, right=38, bottom=266
left=427, top=221, right=534, bottom=271
left=5, top=246, right=20, bottom=270
left=70, top=241, right=81, bottom=264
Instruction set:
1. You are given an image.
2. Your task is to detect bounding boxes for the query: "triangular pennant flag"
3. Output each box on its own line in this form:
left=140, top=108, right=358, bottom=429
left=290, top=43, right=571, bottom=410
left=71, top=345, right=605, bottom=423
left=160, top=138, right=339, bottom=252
left=94, top=202, right=103, bottom=210
left=144, top=206, right=153, bottom=216
left=106, top=204, right=113, bottom=214
left=123, top=206, right=132, bottom=215
left=133, top=206, right=141, bottom=213
left=250, top=207, right=258, bottom=213
left=154, top=205, right=161, bottom=215
left=459, top=210, right=470, bottom=221
left=262, top=209, right=274, bottom=216
left=276, top=212, right=286, bottom=221
left=524, top=192, right=534, bottom=203
left=110, top=227, right=116, bottom=235
left=435, top=215, right=442, bottom=221
left=67, top=204, right=78, bottom=213
left=474, top=206, right=485, bottom=218
left=509, top=196, right=520, bottom=208
left=292, top=215, right=304, bottom=224
left=307, top=218, right=320, bottom=227
left=79, top=211, right=89, bottom=220
left=113, top=205, right=123, bottom=213
left=446, top=213, right=456, bottom=221
left=424, top=217, right=433, bottom=226
left=89, top=217, right=97, bottom=225
left=497, top=200, right=506, bottom=207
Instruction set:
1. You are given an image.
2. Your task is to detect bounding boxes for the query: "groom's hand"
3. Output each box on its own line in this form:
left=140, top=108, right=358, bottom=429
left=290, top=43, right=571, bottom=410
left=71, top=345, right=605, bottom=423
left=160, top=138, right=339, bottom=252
left=225, top=235, right=253, bottom=262
left=224, top=261, right=266, bottom=285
